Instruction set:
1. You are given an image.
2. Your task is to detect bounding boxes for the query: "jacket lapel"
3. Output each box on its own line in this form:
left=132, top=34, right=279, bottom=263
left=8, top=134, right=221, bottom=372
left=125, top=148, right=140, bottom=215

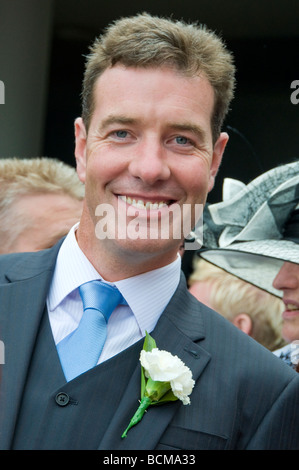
left=0, top=242, right=62, bottom=449
left=98, top=275, right=211, bottom=450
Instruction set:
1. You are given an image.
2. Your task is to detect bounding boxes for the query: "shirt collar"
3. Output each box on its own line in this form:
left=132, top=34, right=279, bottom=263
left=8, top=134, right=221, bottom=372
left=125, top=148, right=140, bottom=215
left=47, top=223, right=102, bottom=311
left=48, top=224, right=181, bottom=335
left=114, top=253, right=181, bottom=335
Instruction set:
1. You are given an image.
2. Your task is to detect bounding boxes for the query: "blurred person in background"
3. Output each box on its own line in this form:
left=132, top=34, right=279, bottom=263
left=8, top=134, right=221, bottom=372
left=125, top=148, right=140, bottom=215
left=196, top=161, right=299, bottom=370
left=189, top=258, right=286, bottom=351
left=272, top=250, right=299, bottom=370
left=0, top=157, right=84, bottom=253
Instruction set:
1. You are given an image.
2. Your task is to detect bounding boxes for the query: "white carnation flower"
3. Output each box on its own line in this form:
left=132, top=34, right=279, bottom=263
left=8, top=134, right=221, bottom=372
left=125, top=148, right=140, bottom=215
left=140, top=348, right=195, bottom=405
left=122, top=333, right=196, bottom=438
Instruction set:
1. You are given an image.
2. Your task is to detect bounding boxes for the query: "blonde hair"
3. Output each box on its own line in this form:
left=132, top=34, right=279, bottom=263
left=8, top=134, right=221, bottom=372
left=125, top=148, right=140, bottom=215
left=0, top=157, right=84, bottom=252
left=82, top=12, right=235, bottom=143
left=189, top=258, right=286, bottom=351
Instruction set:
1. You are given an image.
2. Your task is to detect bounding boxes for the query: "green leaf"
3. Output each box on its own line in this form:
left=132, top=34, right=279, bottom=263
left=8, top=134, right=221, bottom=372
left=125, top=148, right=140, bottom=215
left=141, top=332, right=156, bottom=397
left=140, top=366, right=146, bottom=399
left=143, top=331, right=157, bottom=352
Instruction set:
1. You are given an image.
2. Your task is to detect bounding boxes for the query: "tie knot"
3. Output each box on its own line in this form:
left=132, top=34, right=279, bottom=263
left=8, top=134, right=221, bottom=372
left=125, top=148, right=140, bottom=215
left=79, top=280, right=126, bottom=322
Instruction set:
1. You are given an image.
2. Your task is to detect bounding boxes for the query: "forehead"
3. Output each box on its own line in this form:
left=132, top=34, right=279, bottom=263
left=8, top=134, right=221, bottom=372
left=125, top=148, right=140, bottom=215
left=91, top=65, right=215, bottom=126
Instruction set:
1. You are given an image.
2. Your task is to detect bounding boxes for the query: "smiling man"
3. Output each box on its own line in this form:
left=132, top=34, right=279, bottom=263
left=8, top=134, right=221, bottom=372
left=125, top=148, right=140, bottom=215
left=0, top=13, right=298, bottom=451
left=75, top=65, right=227, bottom=279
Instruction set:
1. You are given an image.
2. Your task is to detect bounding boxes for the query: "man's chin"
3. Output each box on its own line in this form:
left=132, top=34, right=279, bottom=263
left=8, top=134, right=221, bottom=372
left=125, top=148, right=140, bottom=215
left=100, top=235, right=181, bottom=262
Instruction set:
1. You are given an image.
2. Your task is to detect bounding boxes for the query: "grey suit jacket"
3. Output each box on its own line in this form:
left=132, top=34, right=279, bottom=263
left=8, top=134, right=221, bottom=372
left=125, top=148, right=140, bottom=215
left=0, top=240, right=298, bottom=450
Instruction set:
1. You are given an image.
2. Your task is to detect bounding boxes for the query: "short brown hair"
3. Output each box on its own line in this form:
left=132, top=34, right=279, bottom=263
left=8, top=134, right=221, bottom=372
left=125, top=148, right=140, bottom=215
left=81, top=12, right=235, bottom=142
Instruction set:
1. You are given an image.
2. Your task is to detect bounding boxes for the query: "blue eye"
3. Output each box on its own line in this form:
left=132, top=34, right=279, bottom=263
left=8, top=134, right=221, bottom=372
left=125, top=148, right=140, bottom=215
left=115, top=130, right=128, bottom=138
left=175, top=136, right=189, bottom=145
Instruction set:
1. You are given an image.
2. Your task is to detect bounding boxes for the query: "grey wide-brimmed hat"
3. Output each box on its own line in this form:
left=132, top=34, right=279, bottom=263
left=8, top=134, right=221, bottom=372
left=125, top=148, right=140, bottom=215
left=194, top=161, right=299, bottom=297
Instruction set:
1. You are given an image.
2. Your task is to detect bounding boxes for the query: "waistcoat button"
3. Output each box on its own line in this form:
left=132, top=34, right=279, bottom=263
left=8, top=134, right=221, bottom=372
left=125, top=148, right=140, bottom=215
left=55, top=392, right=70, bottom=406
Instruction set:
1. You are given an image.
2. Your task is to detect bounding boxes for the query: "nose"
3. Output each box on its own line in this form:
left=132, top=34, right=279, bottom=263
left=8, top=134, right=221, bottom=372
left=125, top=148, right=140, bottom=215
left=272, top=262, right=298, bottom=291
left=128, top=138, right=171, bottom=185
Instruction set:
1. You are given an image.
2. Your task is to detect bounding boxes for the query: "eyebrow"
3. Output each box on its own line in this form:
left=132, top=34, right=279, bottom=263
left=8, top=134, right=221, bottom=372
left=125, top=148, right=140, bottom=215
left=98, top=115, right=137, bottom=131
left=167, top=122, right=206, bottom=142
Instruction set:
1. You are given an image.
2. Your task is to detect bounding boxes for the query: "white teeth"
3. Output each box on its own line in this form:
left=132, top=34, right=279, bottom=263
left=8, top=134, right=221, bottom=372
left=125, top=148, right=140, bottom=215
left=119, top=196, right=168, bottom=210
left=286, top=304, right=299, bottom=311
left=136, top=200, right=145, bottom=209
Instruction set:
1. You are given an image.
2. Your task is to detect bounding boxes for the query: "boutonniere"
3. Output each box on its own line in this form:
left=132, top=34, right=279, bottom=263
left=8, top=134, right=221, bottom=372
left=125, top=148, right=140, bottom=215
left=121, top=332, right=195, bottom=438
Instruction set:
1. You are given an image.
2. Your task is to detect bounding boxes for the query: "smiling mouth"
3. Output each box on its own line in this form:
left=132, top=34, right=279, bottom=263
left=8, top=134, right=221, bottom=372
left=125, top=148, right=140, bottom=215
left=118, top=195, right=175, bottom=210
left=285, top=303, right=299, bottom=312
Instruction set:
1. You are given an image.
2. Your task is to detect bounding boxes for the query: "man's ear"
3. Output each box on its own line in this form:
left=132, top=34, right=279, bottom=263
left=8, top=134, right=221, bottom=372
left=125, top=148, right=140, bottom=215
left=74, top=117, right=87, bottom=183
left=232, top=313, right=253, bottom=336
left=208, top=132, right=229, bottom=193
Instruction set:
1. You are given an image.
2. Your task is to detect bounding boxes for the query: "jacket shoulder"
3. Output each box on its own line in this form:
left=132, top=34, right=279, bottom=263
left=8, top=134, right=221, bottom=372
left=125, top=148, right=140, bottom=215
left=0, top=239, right=63, bottom=283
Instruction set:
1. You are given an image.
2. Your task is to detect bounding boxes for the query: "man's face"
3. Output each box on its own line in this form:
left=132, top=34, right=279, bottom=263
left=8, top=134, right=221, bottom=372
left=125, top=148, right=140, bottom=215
left=273, top=261, right=299, bottom=342
left=75, top=65, right=228, bottom=268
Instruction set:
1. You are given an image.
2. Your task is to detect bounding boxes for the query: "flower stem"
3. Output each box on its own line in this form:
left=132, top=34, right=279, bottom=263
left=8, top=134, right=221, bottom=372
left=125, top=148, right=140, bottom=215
left=121, top=396, right=152, bottom=438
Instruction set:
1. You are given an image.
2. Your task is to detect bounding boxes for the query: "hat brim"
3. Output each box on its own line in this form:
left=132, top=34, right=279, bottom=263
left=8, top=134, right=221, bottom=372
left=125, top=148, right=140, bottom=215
left=199, top=239, right=299, bottom=297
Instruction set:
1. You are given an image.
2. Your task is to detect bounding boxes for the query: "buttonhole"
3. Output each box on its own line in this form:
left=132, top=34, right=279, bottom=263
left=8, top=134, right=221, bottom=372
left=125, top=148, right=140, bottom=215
left=184, top=347, right=200, bottom=358
left=69, top=398, right=78, bottom=406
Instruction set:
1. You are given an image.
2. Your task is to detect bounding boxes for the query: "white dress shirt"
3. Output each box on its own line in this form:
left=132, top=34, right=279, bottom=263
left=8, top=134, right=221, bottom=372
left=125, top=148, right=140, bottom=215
left=47, top=224, right=181, bottom=364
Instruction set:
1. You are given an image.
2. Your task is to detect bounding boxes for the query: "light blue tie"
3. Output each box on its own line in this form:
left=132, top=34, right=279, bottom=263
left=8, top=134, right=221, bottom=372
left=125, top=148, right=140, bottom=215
left=57, top=280, right=127, bottom=381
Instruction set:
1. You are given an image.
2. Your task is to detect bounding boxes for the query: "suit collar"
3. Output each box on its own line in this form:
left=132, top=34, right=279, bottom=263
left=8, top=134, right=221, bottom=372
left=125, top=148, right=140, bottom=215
left=162, top=272, right=206, bottom=341
left=3, top=238, right=64, bottom=283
